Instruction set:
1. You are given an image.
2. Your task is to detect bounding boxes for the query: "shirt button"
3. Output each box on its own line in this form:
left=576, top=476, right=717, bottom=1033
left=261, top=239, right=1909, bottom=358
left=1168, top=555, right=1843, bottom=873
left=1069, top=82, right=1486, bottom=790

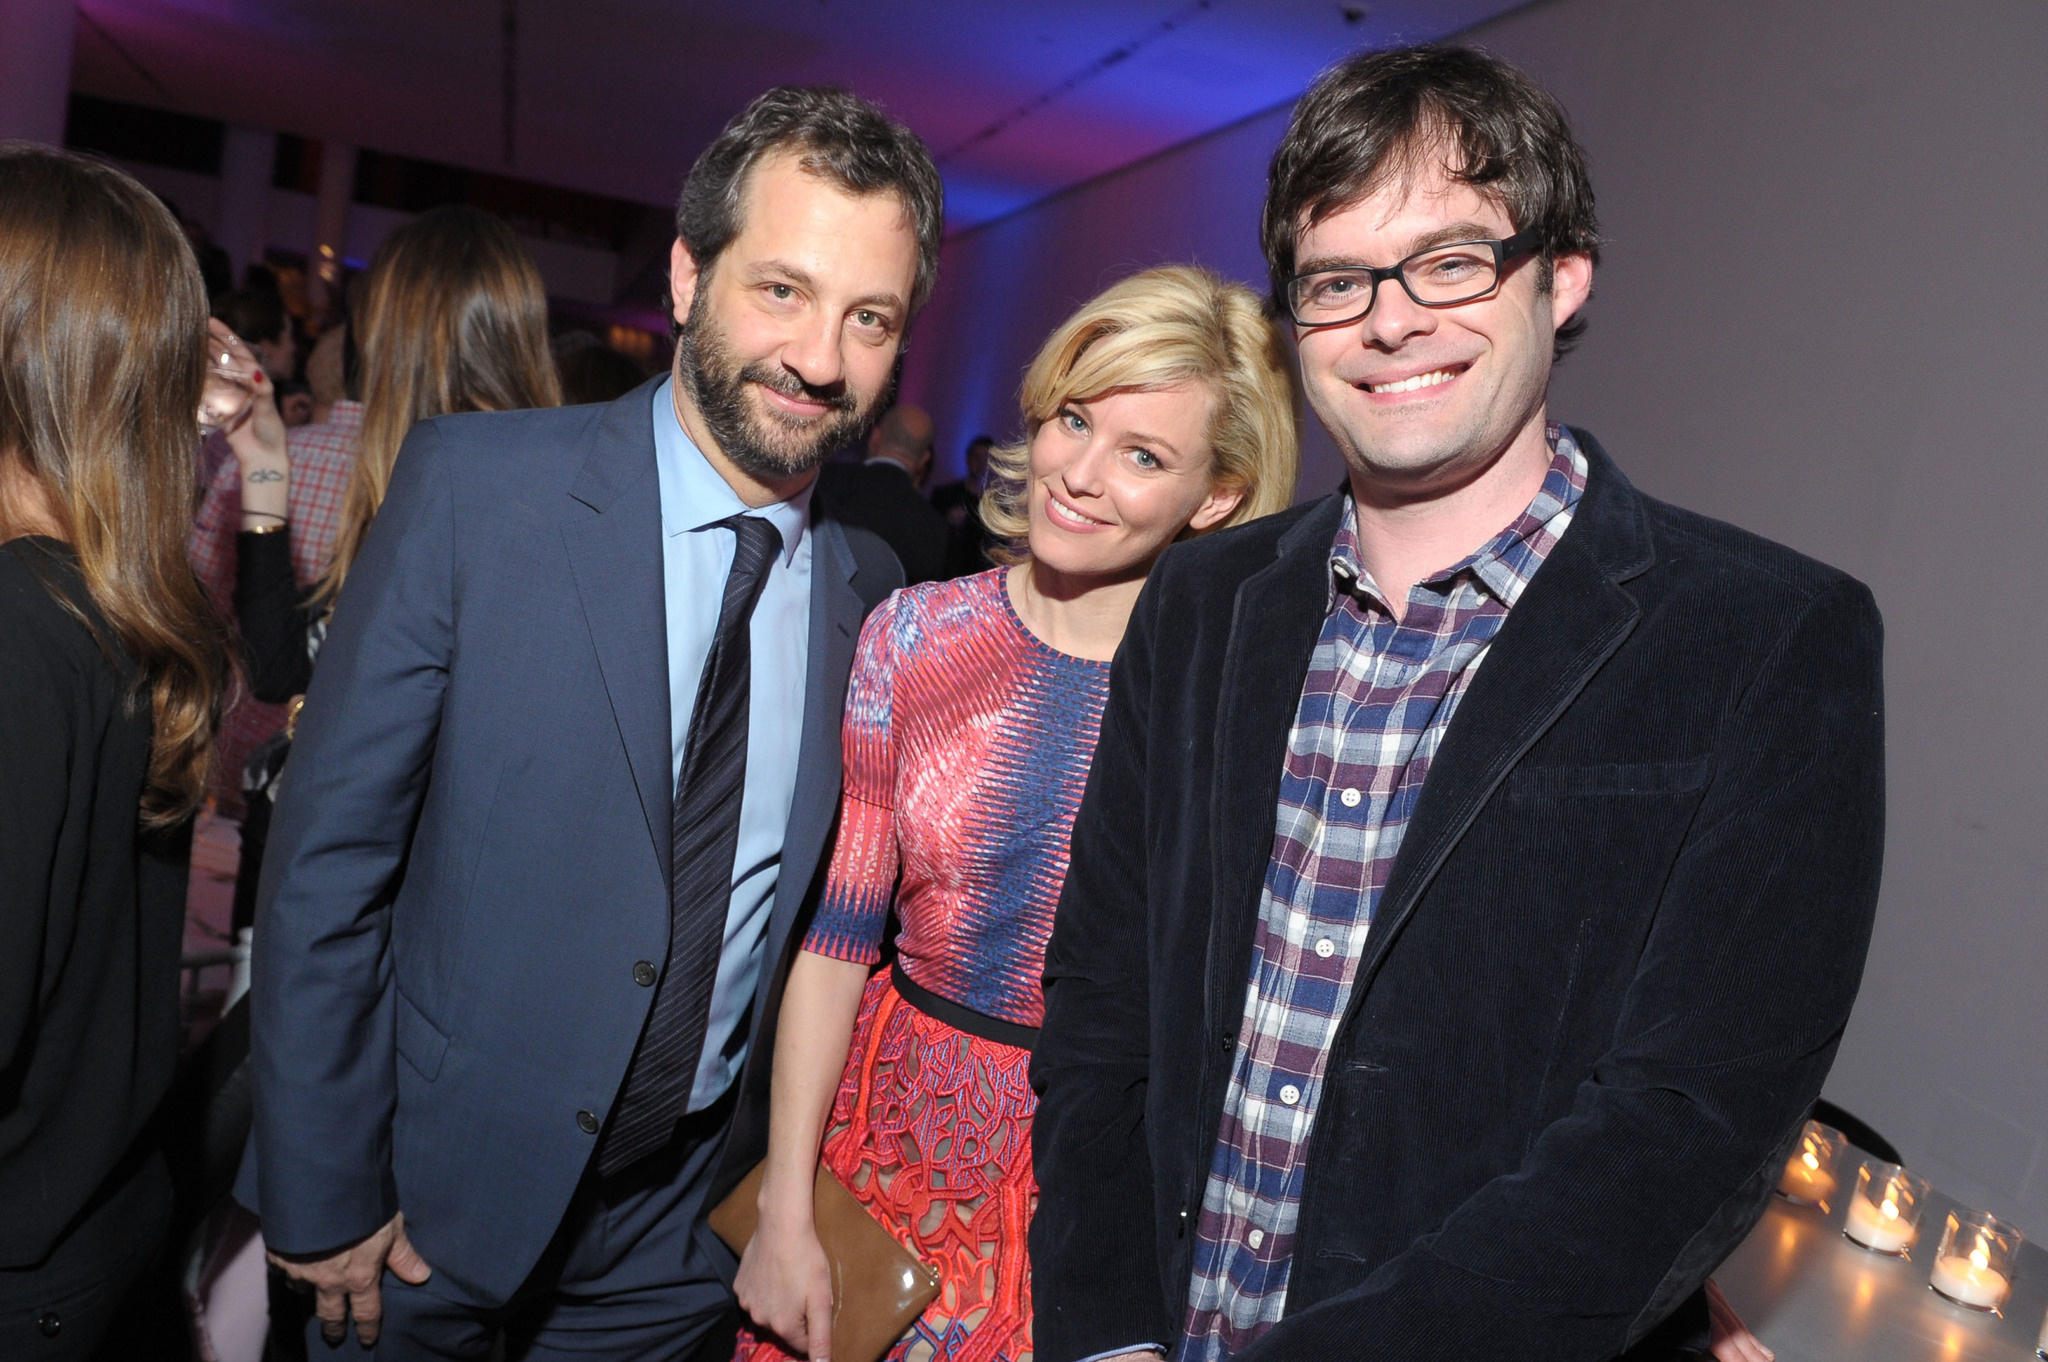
left=1279, top=1084, right=1302, bottom=1106
left=1247, top=1228, right=1265, bottom=1250
left=633, top=960, right=657, bottom=987
left=576, top=1109, right=600, bottom=1135
left=1339, top=787, right=1362, bottom=808
left=38, top=1312, right=62, bottom=1338
left=1315, top=938, right=1335, bottom=958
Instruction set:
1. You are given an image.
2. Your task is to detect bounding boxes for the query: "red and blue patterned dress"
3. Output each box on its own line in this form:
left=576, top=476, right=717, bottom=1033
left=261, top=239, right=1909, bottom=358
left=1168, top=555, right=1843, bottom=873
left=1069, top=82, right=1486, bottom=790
left=734, top=568, right=1109, bottom=1362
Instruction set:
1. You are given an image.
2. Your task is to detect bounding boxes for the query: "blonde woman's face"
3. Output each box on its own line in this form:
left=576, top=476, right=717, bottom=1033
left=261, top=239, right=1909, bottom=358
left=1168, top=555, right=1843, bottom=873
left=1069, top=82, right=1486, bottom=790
left=1025, top=382, right=1243, bottom=580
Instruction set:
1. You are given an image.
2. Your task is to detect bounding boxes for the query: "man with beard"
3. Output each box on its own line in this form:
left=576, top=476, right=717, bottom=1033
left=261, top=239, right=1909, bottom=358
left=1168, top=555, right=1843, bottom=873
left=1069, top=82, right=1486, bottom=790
left=245, top=87, right=939, bottom=1356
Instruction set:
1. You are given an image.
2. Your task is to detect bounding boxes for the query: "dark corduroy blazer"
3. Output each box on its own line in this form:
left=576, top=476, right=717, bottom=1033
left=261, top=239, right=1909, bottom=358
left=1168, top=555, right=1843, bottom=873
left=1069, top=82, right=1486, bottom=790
left=1029, top=431, right=1885, bottom=1361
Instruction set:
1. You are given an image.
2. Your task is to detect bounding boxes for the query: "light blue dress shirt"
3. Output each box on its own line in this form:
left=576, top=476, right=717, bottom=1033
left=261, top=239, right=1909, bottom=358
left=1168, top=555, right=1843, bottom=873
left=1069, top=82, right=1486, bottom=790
left=650, top=377, right=814, bottom=1112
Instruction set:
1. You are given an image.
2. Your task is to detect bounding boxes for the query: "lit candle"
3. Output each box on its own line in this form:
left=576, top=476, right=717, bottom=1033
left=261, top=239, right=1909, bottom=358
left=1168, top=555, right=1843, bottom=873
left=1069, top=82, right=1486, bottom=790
left=1930, top=1248, right=2010, bottom=1310
left=1845, top=1190, right=1917, bottom=1253
left=1777, top=1146, right=1837, bottom=1204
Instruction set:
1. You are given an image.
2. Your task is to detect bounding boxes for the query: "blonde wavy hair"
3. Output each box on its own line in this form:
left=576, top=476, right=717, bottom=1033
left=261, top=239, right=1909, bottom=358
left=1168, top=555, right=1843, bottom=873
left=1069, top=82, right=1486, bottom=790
left=981, top=265, right=1298, bottom=564
left=0, top=145, right=225, bottom=828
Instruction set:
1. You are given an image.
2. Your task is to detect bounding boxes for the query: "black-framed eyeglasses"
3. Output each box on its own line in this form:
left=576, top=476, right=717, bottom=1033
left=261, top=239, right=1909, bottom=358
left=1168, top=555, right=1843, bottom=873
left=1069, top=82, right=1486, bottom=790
left=1285, top=228, right=1542, bottom=328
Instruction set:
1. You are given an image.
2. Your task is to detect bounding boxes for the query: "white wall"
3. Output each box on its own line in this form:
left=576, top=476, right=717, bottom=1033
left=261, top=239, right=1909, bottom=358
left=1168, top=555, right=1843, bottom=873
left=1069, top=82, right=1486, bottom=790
left=903, top=0, right=2048, bottom=1237
left=901, top=106, right=1348, bottom=498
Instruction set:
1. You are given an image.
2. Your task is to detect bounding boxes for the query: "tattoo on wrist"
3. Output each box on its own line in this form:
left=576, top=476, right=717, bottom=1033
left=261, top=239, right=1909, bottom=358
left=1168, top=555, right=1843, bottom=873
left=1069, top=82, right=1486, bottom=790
left=246, top=468, right=284, bottom=483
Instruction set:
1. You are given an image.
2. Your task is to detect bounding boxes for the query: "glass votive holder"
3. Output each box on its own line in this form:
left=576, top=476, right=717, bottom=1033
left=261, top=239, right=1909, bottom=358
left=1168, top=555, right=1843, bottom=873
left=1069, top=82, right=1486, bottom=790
left=1842, top=1159, right=1929, bottom=1256
left=1774, top=1120, right=1843, bottom=1206
left=1928, top=1209, right=2023, bottom=1314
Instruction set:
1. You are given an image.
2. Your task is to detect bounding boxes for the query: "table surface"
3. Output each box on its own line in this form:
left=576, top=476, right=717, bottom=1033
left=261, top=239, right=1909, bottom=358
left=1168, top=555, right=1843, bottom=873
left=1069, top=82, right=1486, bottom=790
left=1716, top=1180, right=2048, bottom=1360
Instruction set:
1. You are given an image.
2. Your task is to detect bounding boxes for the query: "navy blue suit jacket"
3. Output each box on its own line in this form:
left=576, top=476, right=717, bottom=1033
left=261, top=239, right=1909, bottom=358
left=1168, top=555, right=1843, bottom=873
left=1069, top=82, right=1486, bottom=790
left=244, top=381, right=900, bottom=1301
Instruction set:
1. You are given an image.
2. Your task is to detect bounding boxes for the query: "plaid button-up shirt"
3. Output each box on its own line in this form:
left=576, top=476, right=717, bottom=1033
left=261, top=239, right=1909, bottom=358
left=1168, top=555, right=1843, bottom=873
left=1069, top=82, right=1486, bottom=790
left=1179, top=427, right=1586, bottom=1360
left=187, top=401, right=360, bottom=810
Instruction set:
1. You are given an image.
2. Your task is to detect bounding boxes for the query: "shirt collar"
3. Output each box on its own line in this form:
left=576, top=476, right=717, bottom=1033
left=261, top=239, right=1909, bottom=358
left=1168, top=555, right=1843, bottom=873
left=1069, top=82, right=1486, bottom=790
left=652, top=376, right=811, bottom=567
left=1328, top=423, right=1587, bottom=614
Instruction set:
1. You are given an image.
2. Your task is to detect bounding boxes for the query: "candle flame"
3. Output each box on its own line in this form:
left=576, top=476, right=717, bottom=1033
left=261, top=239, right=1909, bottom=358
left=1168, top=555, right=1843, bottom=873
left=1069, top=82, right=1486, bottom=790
left=1802, top=1151, right=1819, bottom=1170
left=1881, top=1198, right=1898, bottom=1220
left=1969, top=1246, right=1989, bottom=1271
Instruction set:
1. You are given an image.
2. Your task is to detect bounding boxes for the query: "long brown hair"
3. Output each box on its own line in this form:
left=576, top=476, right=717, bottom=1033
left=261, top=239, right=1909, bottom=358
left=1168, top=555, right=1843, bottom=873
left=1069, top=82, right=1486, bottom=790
left=0, top=144, right=225, bottom=828
left=321, top=205, right=561, bottom=600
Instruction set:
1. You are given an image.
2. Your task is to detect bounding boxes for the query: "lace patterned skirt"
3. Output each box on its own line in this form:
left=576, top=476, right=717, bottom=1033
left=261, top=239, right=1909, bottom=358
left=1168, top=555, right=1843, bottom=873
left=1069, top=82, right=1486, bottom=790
left=733, top=969, right=1037, bottom=1362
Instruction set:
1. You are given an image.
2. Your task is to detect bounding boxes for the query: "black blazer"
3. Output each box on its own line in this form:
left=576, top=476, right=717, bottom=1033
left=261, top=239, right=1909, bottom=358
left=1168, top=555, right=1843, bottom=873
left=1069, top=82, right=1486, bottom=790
left=815, top=459, right=952, bottom=585
left=0, top=539, right=191, bottom=1266
left=1030, top=431, right=1885, bottom=1361
left=234, top=526, right=314, bottom=703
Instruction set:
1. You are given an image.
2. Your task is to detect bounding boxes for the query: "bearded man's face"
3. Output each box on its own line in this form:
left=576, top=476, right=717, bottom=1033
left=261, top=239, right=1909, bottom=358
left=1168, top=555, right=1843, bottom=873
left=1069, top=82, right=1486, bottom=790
left=667, top=150, right=920, bottom=484
left=676, top=283, right=880, bottom=483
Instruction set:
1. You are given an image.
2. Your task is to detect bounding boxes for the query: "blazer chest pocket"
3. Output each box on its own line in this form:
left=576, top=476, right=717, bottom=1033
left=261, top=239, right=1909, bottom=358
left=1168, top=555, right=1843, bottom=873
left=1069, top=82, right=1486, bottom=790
left=396, top=989, right=451, bottom=1082
left=1505, top=756, right=1710, bottom=799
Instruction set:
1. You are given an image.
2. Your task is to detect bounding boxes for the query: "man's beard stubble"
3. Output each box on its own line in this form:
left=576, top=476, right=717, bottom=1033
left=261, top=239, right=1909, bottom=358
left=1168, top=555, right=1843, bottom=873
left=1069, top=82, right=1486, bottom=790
left=676, top=289, right=884, bottom=483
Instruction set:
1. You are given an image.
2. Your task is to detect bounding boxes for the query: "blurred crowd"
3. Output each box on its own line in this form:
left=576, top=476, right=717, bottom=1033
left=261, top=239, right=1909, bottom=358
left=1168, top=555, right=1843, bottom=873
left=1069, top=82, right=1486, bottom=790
left=0, top=144, right=997, bottom=1361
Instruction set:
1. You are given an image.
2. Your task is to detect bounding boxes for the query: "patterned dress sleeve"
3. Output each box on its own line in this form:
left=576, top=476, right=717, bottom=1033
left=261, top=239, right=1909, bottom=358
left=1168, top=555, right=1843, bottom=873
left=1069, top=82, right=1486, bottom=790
left=801, top=590, right=904, bottom=965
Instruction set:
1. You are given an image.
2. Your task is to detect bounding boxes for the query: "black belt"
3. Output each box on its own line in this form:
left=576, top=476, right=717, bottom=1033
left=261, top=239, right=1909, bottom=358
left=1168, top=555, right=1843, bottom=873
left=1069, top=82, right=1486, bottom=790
left=889, top=960, right=1039, bottom=1051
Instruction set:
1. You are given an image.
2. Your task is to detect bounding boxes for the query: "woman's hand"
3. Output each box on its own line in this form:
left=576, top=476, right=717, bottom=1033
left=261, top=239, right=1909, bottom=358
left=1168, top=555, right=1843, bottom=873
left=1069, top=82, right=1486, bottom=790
left=1706, top=1277, right=1773, bottom=1362
left=733, top=1198, right=836, bottom=1362
left=207, top=320, right=290, bottom=528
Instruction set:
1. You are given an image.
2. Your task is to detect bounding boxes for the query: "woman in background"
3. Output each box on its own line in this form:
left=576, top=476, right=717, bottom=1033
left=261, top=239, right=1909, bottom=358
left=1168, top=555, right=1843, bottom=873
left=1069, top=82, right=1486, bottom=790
left=225, top=204, right=563, bottom=708
left=213, top=206, right=561, bottom=924
left=0, top=145, right=226, bottom=1359
left=733, top=266, right=1299, bottom=1362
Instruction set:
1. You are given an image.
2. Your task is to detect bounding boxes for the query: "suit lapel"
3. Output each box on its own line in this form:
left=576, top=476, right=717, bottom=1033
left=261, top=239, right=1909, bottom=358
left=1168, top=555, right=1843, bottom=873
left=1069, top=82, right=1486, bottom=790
left=561, top=382, right=672, bottom=873
left=1205, top=496, right=1346, bottom=1037
left=1353, top=436, right=1655, bottom=993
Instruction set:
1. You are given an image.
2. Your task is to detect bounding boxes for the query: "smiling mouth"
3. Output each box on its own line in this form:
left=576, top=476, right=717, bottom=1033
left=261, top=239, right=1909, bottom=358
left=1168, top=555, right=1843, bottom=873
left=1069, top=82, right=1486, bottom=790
left=1364, top=365, right=1466, bottom=395
left=755, top=382, right=833, bottom=416
left=1045, top=490, right=1109, bottom=529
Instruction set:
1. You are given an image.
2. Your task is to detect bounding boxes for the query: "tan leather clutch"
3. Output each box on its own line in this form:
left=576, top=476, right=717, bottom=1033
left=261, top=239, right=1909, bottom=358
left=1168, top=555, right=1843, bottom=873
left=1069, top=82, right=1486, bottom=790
left=708, top=1161, right=940, bottom=1362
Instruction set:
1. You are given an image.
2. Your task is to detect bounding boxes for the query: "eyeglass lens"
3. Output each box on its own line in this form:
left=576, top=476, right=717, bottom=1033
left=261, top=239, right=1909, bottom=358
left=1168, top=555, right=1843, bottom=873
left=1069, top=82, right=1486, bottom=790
left=1290, top=243, right=1504, bottom=324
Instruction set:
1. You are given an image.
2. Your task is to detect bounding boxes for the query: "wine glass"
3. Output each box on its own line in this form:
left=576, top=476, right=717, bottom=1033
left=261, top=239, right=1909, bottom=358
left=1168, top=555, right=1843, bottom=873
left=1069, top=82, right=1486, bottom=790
left=197, top=320, right=260, bottom=437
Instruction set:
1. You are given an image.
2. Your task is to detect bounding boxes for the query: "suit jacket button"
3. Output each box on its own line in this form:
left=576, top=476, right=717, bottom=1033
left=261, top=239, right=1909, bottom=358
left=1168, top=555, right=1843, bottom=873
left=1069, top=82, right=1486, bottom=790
left=633, top=961, right=657, bottom=987
left=38, top=1312, right=61, bottom=1338
left=577, top=1109, right=600, bottom=1134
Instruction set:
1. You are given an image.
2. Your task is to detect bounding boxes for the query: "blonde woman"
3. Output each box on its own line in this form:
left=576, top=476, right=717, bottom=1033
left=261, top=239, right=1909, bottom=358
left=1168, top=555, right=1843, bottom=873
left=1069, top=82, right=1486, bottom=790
left=733, top=266, right=1298, bottom=1362
left=0, top=145, right=225, bottom=1357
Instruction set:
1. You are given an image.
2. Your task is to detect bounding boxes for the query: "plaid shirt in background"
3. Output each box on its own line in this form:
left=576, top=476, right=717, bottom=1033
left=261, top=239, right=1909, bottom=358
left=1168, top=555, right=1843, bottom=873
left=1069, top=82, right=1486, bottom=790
left=1179, top=427, right=1587, bottom=1361
left=187, top=400, right=361, bottom=813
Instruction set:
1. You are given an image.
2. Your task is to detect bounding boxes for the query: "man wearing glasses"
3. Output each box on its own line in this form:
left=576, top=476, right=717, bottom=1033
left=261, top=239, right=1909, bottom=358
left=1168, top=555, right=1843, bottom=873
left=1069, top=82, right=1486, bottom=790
left=1031, top=44, right=1885, bottom=1362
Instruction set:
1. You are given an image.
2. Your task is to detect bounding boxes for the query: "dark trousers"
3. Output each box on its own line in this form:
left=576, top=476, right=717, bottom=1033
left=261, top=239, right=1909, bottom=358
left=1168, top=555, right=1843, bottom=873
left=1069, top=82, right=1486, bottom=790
left=312, top=1095, right=739, bottom=1360
left=0, top=1151, right=175, bottom=1360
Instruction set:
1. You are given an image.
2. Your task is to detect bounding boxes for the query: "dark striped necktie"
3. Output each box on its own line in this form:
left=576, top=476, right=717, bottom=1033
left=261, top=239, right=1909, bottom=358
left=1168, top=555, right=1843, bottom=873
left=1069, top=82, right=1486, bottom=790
left=599, top=513, right=782, bottom=1177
